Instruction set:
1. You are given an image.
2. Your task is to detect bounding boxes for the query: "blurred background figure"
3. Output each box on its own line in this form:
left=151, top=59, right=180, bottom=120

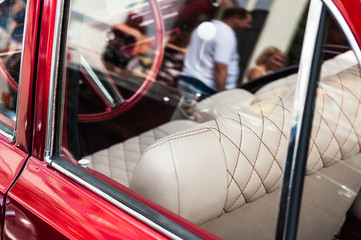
left=178, top=7, right=252, bottom=97
left=156, top=31, right=190, bottom=87
left=247, top=46, right=286, bottom=81
left=0, top=0, right=25, bottom=53
left=8, top=0, right=25, bottom=44
left=103, top=13, right=152, bottom=76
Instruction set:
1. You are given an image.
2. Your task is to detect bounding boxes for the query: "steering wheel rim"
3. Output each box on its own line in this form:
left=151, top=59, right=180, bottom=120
left=78, top=0, right=165, bottom=123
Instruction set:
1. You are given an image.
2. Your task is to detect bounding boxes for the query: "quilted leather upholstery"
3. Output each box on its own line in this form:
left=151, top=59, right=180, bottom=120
left=252, top=50, right=358, bottom=105
left=130, top=65, right=361, bottom=225
left=84, top=120, right=198, bottom=187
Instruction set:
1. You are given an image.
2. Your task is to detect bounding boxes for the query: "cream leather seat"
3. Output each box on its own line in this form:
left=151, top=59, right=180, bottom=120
left=85, top=120, right=198, bottom=187
left=130, top=65, right=361, bottom=239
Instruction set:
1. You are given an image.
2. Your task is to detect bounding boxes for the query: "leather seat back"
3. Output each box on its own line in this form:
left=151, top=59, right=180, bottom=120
left=130, top=65, right=361, bottom=225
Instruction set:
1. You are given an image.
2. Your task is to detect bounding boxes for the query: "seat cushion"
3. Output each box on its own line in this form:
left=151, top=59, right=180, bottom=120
left=84, top=120, right=198, bottom=187
left=201, top=153, right=361, bottom=239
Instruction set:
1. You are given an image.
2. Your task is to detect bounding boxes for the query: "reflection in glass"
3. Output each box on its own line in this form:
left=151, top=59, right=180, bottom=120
left=59, top=1, right=361, bottom=239
left=0, top=0, right=26, bottom=133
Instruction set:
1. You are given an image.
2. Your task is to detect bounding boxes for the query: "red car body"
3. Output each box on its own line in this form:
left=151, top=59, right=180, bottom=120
left=0, top=0, right=359, bottom=239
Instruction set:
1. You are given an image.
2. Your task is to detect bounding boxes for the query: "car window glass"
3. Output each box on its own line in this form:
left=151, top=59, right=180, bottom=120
left=57, top=0, right=360, bottom=238
left=0, top=0, right=26, bottom=138
left=297, top=16, right=361, bottom=239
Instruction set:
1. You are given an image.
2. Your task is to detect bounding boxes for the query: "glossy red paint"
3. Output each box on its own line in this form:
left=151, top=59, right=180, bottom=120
left=15, top=0, right=42, bottom=152
left=0, top=142, right=28, bottom=195
left=32, top=0, right=57, bottom=159
left=332, top=0, right=361, bottom=48
left=0, top=140, right=28, bottom=232
left=4, top=157, right=169, bottom=239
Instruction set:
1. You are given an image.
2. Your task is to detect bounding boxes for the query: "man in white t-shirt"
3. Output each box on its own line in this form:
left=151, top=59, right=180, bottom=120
left=178, top=7, right=252, bottom=96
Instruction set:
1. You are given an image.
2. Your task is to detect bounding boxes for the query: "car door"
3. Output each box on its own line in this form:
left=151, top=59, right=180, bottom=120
left=0, top=0, right=38, bottom=236
left=1, top=0, right=181, bottom=239
left=2, top=0, right=361, bottom=239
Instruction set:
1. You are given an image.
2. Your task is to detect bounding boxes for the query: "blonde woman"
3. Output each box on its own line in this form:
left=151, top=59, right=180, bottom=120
left=248, top=46, right=286, bottom=81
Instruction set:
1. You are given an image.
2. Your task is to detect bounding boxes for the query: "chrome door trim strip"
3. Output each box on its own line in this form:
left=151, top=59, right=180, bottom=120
left=276, top=0, right=327, bottom=238
left=276, top=1, right=361, bottom=238
left=322, top=0, right=361, bottom=66
left=44, top=0, right=65, bottom=158
left=0, top=122, right=14, bottom=141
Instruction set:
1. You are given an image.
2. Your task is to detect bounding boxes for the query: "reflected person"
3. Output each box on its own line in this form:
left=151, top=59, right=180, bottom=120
left=103, top=13, right=151, bottom=75
left=247, top=46, right=286, bottom=81
left=178, top=7, right=252, bottom=97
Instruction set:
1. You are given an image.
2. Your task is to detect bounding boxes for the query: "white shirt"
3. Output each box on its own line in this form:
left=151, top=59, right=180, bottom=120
left=182, top=20, right=239, bottom=91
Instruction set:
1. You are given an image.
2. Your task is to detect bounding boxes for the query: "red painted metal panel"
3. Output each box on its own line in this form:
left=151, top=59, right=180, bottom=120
left=332, top=0, right=361, bottom=48
left=32, top=0, right=57, bottom=159
left=4, top=157, right=170, bottom=239
left=15, top=0, right=42, bottom=152
left=0, top=143, right=27, bottom=193
left=0, top=141, right=28, bottom=232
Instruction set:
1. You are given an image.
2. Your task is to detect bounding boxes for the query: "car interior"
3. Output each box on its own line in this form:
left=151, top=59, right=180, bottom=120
left=1, top=0, right=361, bottom=238
left=83, top=51, right=361, bottom=239
left=57, top=0, right=361, bottom=238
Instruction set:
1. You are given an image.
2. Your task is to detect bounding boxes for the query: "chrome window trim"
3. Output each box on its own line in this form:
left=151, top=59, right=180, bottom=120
left=276, top=0, right=328, bottom=238
left=0, top=123, right=14, bottom=140
left=322, top=0, right=361, bottom=66
left=277, top=0, right=361, bottom=239
left=43, top=0, right=202, bottom=239
left=44, top=0, right=65, bottom=158
left=0, top=0, right=31, bottom=141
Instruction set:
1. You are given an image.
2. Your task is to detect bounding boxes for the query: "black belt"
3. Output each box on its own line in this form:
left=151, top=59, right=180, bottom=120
left=179, top=75, right=216, bottom=95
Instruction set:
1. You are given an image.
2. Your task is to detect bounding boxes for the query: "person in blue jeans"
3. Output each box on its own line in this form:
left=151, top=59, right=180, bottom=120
left=178, top=7, right=252, bottom=97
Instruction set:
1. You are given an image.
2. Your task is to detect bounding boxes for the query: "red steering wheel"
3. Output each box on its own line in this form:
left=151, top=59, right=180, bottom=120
left=77, top=0, right=165, bottom=123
